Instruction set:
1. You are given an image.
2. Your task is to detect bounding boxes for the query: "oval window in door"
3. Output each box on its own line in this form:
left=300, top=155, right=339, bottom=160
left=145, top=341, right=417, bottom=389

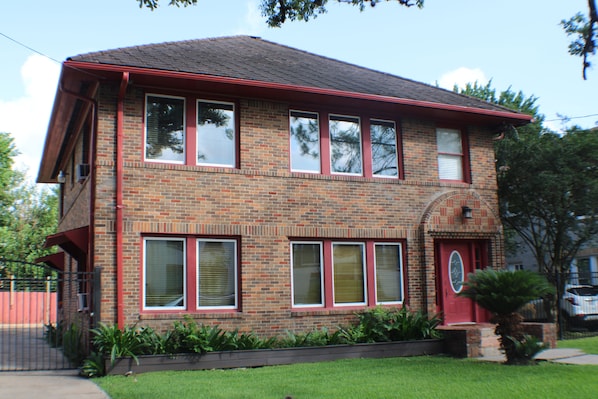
left=449, top=250, right=464, bottom=293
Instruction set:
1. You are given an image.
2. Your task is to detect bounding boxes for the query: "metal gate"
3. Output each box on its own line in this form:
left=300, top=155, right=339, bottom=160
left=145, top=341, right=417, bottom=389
left=0, top=259, right=95, bottom=371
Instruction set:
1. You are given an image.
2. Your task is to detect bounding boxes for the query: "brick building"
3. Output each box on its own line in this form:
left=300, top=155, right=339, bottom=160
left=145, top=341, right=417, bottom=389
left=37, top=36, right=531, bottom=335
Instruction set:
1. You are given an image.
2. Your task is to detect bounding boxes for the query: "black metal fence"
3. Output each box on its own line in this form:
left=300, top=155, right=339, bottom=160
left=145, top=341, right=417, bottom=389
left=0, top=259, right=95, bottom=371
left=519, top=271, right=598, bottom=340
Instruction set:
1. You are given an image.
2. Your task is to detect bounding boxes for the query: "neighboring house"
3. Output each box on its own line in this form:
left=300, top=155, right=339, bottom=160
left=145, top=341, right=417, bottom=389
left=506, top=234, right=598, bottom=285
left=37, top=36, right=531, bottom=335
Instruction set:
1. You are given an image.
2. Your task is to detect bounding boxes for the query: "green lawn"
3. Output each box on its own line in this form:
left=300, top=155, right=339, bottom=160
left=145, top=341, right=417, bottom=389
left=557, top=335, right=598, bottom=354
left=95, top=355, right=597, bottom=399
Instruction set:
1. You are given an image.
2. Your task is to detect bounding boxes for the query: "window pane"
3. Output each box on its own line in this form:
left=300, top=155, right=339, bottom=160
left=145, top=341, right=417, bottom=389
left=333, top=243, right=365, bottom=304
left=330, top=115, right=362, bottom=174
left=290, top=111, right=320, bottom=172
left=371, top=120, right=398, bottom=177
left=292, top=243, right=323, bottom=306
left=438, top=154, right=463, bottom=180
left=144, top=239, right=184, bottom=308
left=375, top=244, right=403, bottom=303
left=437, top=129, right=462, bottom=154
left=146, top=96, right=185, bottom=162
left=437, top=129, right=463, bottom=180
left=197, top=101, right=235, bottom=166
left=197, top=240, right=236, bottom=308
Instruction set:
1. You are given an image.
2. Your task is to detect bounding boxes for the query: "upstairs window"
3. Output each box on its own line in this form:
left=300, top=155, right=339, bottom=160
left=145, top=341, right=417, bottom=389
left=330, top=115, right=362, bottom=175
left=370, top=120, right=398, bottom=177
left=145, top=95, right=185, bottom=163
left=197, top=101, right=236, bottom=167
left=290, top=111, right=321, bottom=173
left=437, top=128, right=464, bottom=181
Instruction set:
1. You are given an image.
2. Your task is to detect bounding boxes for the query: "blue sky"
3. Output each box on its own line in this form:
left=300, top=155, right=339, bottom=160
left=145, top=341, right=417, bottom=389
left=0, top=0, right=596, bottom=181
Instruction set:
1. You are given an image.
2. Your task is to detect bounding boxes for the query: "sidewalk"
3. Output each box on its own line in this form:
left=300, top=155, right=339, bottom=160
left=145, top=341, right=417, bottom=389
left=0, top=369, right=110, bottom=399
left=478, top=348, right=598, bottom=365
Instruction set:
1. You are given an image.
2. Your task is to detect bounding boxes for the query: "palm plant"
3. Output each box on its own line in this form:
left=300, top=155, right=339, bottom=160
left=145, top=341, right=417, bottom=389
left=459, top=269, right=553, bottom=364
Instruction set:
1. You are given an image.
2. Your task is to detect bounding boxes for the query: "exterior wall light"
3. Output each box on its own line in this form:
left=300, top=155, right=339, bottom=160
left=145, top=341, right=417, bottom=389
left=462, top=206, right=473, bottom=219
left=57, top=170, right=66, bottom=184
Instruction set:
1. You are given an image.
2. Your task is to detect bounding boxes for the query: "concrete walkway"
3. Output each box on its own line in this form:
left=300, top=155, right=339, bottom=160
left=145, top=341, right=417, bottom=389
left=478, top=348, right=598, bottom=365
left=0, top=369, right=110, bottom=398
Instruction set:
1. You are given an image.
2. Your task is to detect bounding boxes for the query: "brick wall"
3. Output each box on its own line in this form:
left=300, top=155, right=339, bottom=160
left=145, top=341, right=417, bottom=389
left=86, top=83, right=504, bottom=336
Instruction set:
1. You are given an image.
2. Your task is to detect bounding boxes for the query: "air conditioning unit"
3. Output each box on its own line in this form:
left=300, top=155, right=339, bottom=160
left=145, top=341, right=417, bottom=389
left=76, top=163, right=90, bottom=182
left=77, top=293, right=89, bottom=312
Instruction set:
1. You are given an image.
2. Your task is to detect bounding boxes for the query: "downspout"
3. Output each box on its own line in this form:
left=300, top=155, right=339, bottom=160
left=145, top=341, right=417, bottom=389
left=116, top=72, right=129, bottom=328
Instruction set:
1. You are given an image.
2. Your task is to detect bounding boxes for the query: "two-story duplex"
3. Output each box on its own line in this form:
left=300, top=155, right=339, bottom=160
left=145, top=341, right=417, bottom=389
left=37, top=36, right=531, bottom=335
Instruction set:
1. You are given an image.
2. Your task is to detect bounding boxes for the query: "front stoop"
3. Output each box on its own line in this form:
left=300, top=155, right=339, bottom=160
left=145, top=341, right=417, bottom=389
left=439, top=323, right=500, bottom=358
left=439, top=322, right=556, bottom=359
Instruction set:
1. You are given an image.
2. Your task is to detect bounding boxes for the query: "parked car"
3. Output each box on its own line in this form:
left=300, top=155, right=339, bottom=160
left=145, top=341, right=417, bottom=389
left=560, top=285, right=598, bottom=328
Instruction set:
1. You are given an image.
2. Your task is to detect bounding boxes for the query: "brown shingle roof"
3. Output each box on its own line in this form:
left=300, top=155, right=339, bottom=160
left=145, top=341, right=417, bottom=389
left=67, top=36, right=512, bottom=114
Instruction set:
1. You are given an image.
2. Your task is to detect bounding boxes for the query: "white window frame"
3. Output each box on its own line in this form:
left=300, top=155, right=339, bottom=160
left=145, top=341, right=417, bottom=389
left=374, top=242, right=404, bottom=305
left=142, top=237, right=186, bottom=310
left=289, top=110, right=321, bottom=173
left=196, top=99, right=236, bottom=168
left=290, top=241, right=324, bottom=308
left=196, top=238, right=238, bottom=310
left=436, top=128, right=464, bottom=181
left=144, top=94, right=186, bottom=165
left=370, top=119, right=399, bottom=179
left=329, top=114, right=363, bottom=176
left=332, top=242, right=367, bottom=306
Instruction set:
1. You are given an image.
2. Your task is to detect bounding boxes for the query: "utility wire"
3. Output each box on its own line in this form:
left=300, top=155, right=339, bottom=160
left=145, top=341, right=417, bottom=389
left=0, top=31, right=62, bottom=65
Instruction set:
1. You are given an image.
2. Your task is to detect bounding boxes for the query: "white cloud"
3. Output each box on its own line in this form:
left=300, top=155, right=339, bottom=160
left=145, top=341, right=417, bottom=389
left=436, top=67, right=488, bottom=91
left=0, top=54, right=60, bottom=182
left=235, top=0, right=264, bottom=35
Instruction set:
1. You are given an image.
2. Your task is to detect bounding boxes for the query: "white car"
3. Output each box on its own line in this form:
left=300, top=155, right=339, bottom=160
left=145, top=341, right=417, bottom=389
left=560, top=285, right=598, bottom=328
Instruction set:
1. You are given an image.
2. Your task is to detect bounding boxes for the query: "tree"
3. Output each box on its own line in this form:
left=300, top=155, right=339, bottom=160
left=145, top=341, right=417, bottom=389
left=0, top=132, right=58, bottom=265
left=458, top=82, right=598, bottom=320
left=459, top=269, right=553, bottom=364
left=137, top=0, right=595, bottom=79
left=561, top=0, right=598, bottom=79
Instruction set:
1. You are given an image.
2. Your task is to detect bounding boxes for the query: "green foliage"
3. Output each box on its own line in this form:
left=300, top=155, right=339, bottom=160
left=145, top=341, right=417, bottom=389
left=506, top=334, right=547, bottom=365
left=91, top=323, right=152, bottom=366
left=44, top=323, right=62, bottom=347
left=63, top=323, right=86, bottom=366
left=280, top=328, right=343, bottom=347
left=137, top=0, right=423, bottom=27
left=459, top=269, right=554, bottom=316
left=459, top=269, right=553, bottom=364
left=561, top=2, right=597, bottom=79
left=84, top=307, right=442, bottom=376
left=339, top=307, right=442, bottom=343
left=0, top=132, right=58, bottom=263
left=80, top=351, right=106, bottom=378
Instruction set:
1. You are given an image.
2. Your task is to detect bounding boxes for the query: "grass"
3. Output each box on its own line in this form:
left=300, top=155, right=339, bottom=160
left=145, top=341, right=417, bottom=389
left=558, top=335, right=598, bottom=354
left=95, top=355, right=598, bottom=399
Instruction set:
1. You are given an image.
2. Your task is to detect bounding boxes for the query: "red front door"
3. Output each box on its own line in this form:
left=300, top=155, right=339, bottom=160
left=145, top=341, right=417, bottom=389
left=438, top=241, right=475, bottom=324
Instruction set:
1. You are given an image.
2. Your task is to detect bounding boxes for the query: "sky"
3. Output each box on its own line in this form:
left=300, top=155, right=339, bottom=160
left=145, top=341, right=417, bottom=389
left=0, top=0, right=596, bottom=182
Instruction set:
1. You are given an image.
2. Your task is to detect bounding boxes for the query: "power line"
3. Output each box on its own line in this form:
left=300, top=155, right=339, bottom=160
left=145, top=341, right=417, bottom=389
left=545, top=113, right=598, bottom=122
left=0, top=31, right=62, bottom=65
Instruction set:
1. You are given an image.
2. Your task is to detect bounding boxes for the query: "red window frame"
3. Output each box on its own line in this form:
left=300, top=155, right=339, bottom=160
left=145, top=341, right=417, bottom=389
left=290, top=239, right=407, bottom=311
left=140, top=235, right=241, bottom=315
left=289, top=108, right=404, bottom=179
left=436, top=127, right=471, bottom=183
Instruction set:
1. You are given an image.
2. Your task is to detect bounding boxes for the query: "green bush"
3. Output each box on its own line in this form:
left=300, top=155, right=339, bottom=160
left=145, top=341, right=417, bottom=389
left=339, top=307, right=442, bottom=343
left=84, top=307, right=442, bottom=377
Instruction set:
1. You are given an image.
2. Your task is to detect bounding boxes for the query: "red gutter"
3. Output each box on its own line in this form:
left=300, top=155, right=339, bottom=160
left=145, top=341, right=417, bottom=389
left=63, top=61, right=532, bottom=123
left=116, top=72, right=129, bottom=328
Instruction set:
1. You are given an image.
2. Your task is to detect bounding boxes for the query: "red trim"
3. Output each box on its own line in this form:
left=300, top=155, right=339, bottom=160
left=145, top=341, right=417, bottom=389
left=44, top=226, right=89, bottom=263
left=36, top=252, right=66, bottom=272
left=116, top=72, right=129, bottom=328
left=62, top=61, right=532, bottom=123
